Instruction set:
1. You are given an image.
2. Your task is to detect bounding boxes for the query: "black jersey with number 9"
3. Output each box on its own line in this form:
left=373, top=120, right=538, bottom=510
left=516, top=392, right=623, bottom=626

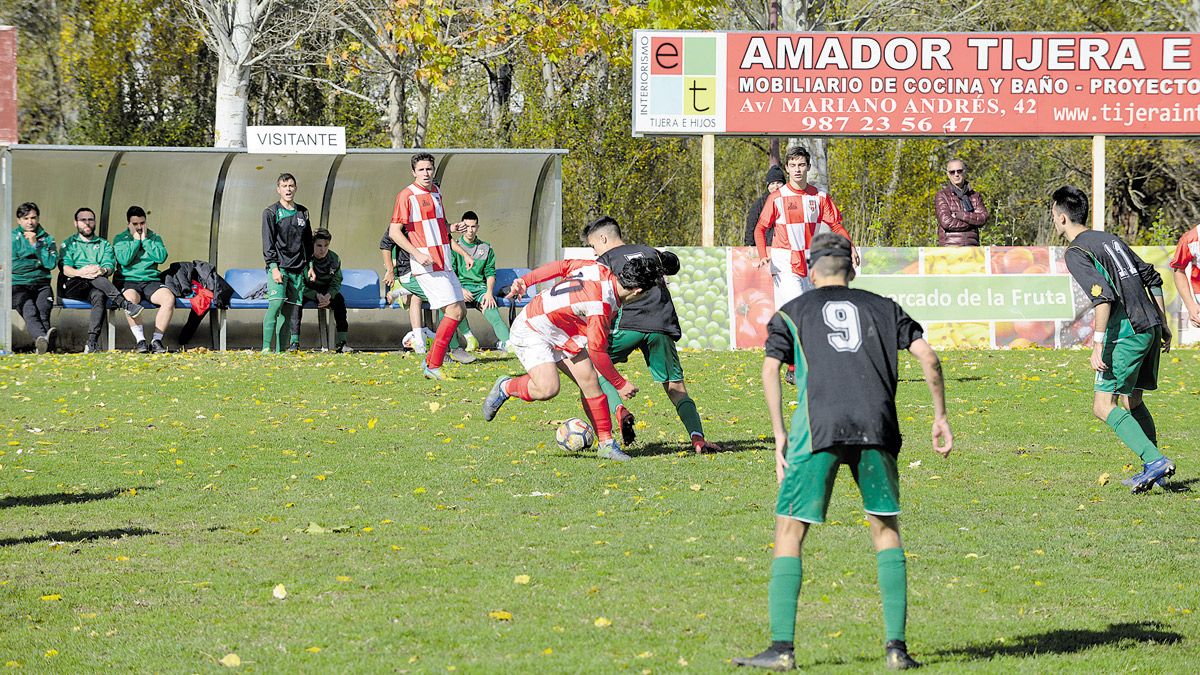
left=764, top=286, right=924, bottom=455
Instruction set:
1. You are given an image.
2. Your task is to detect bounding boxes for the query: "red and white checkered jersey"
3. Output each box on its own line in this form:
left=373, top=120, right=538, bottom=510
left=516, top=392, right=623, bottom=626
left=390, top=183, right=450, bottom=273
left=755, top=183, right=850, bottom=276
left=516, top=274, right=619, bottom=355
left=1169, top=225, right=1200, bottom=296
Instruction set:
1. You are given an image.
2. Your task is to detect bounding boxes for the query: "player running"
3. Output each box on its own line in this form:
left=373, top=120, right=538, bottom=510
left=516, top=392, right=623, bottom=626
left=1053, top=186, right=1175, bottom=493
left=481, top=256, right=662, bottom=462
left=734, top=233, right=952, bottom=672
left=388, top=152, right=476, bottom=379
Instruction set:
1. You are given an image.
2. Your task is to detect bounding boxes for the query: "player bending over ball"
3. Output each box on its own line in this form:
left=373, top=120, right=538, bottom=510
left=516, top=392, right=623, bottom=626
left=580, top=216, right=719, bottom=453
left=734, top=233, right=952, bottom=672
left=481, top=256, right=662, bottom=462
left=1053, top=185, right=1175, bottom=493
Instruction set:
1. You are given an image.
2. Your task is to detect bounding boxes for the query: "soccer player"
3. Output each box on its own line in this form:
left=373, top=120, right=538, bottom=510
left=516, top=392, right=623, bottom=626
left=262, top=173, right=313, bottom=353
left=380, top=226, right=473, bottom=361
left=61, top=207, right=144, bottom=353
left=1168, top=223, right=1200, bottom=328
left=451, top=210, right=512, bottom=352
left=579, top=216, right=719, bottom=453
left=753, top=145, right=858, bottom=309
left=114, top=206, right=175, bottom=353
left=294, top=228, right=351, bottom=352
left=753, top=145, right=859, bottom=386
left=388, top=153, right=477, bottom=379
left=10, top=202, right=58, bottom=353
left=481, top=256, right=662, bottom=462
left=1052, top=185, right=1175, bottom=492
left=734, top=233, right=952, bottom=672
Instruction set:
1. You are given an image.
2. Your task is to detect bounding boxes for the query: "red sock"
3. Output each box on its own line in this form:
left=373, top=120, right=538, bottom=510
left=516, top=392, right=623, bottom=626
left=584, top=395, right=613, bottom=442
left=579, top=393, right=598, bottom=428
left=503, top=374, right=534, bottom=402
left=425, top=316, right=460, bottom=369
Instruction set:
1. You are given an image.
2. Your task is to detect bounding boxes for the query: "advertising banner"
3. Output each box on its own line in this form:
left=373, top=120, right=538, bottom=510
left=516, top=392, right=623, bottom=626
left=633, top=31, right=1200, bottom=136
left=567, top=245, right=1187, bottom=351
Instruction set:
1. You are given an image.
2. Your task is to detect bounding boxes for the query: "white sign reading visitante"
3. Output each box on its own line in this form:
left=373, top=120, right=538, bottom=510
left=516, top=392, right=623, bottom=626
left=246, top=126, right=346, bottom=155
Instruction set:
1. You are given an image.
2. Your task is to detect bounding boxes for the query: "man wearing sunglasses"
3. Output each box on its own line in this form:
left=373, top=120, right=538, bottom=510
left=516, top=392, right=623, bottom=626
left=934, top=159, right=989, bottom=246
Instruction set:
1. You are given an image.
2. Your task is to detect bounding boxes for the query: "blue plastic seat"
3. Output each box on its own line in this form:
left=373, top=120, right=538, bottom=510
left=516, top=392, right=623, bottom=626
left=225, top=268, right=270, bottom=310
left=494, top=267, right=534, bottom=323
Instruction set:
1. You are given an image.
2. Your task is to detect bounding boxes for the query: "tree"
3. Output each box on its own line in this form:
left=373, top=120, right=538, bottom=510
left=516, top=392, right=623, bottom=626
left=181, top=0, right=333, bottom=147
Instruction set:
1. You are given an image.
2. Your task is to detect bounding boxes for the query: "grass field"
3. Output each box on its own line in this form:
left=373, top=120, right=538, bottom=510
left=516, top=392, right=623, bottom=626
left=0, top=348, right=1197, bottom=672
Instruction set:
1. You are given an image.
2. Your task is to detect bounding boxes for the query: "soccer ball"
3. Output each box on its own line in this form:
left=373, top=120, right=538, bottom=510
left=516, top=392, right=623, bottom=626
left=556, top=418, right=595, bottom=452
left=401, top=327, right=436, bottom=351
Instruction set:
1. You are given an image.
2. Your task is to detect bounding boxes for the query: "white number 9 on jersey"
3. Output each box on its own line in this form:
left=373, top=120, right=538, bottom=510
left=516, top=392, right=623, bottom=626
left=822, top=301, right=862, bottom=352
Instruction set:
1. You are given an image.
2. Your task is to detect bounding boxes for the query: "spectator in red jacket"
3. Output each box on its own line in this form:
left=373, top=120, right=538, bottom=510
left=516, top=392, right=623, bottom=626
left=934, top=159, right=989, bottom=246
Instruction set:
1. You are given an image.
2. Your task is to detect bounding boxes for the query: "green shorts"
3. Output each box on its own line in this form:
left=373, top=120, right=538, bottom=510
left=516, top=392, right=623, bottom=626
left=609, top=329, right=684, bottom=383
left=267, top=269, right=306, bottom=306
left=400, top=274, right=427, bottom=302
left=1095, top=326, right=1160, bottom=395
left=776, top=446, right=901, bottom=524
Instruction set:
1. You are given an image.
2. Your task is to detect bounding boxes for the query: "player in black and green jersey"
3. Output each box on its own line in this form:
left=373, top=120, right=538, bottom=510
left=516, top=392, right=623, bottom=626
left=294, top=228, right=351, bottom=352
left=261, top=173, right=313, bottom=353
left=450, top=211, right=511, bottom=352
left=734, top=233, right=952, bottom=672
left=582, top=216, right=719, bottom=453
left=1053, top=185, right=1175, bottom=493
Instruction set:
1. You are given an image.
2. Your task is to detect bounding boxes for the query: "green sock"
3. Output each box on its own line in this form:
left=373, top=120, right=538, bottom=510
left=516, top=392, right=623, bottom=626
left=335, top=331, right=347, bottom=344
left=278, top=305, right=293, bottom=349
left=598, top=376, right=622, bottom=415
left=876, top=547, right=907, bottom=643
left=482, top=307, right=510, bottom=342
left=1129, top=404, right=1157, bottom=445
left=1105, top=408, right=1164, bottom=463
left=674, top=395, right=704, bottom=437
left=263, top=299, right=285, bottom=351
left=768, top=556, right=803, bottom=643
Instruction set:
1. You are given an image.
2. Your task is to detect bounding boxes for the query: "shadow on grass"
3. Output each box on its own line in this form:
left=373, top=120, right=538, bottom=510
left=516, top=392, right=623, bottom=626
left=933, top=621, right=1183, bottom=661
left=556, top=438, right=769, bottom=459
left=0, top=527, right=157, bottom=548
left=1161, top=477, right=1197, bottom=493
left=0, top=487, right=152, bottom=509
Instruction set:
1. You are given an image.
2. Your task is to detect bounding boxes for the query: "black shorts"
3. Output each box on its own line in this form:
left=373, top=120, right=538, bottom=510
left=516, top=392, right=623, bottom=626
left=121, top=280, right=170, bottom=300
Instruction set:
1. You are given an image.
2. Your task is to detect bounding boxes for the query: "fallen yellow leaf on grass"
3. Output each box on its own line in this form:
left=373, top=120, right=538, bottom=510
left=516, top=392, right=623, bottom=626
left=368, top=418, right=377, bottom=430
left=272, top=584, right=287, bottom=600
left=43, top=650, right=57, bottom=658
left=1097, top=472, right=1110, bottom=486
left=40, top=594, right=61, bottom=601
left=514, top=575, right=530, bottom=585
left=336, top=575, right=351, bottom=582
left=594, top=617, right=612, bottom=628
left=218, top=653, right=241, bottom=668
left=428, top=402, right=442, bottom=413
left=689, top=484, right=701, bottom=491
left=489, top=610, right=513, bottom=621
left=305, top=646, right=321, bottom=653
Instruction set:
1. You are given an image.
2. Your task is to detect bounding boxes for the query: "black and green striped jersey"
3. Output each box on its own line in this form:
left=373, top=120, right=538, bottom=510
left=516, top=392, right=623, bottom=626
left=1064, top=230, right=1164, bottom=337
left=764, top=286, right=923, bottom=455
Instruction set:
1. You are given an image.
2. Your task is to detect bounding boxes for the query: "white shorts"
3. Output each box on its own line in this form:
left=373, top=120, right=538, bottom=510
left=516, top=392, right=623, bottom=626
left=414, top=270, right=465, bottom=310
left=509, top=319, right=567, bottom=371
left=769, top=247, right=813, bottom=310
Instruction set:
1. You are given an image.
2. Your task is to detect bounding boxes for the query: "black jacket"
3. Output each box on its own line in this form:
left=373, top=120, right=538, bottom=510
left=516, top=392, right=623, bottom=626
left=162, top=260, right=234, bottom=309
left=744, top=191, right=774, bottom=247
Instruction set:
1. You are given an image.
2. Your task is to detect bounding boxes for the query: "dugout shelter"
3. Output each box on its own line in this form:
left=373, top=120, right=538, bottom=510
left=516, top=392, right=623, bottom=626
left=0, top=146, right=565, bottom=351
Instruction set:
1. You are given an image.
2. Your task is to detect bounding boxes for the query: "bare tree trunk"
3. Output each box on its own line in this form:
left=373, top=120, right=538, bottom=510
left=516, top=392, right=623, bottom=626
left=386, top=70, right=405, bottom=148
left=214, top=55, right=250, bottom=147
left=781, top=1, right=830, bottom=180
left=412, top=79, right=431, bottom=147
left=485, top=60, right=513, bottom=142
left=768, top=0, right=780, bottom=167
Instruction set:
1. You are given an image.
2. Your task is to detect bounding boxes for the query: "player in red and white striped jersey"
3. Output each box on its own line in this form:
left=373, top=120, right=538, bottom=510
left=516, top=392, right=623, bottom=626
left=482, top=256, right=662, bottom=461
left=388, top=152, right=475, bottom=379
left=754, top=145, right=858, bottom=311
left=1168, top=224, right=1200, bottom=327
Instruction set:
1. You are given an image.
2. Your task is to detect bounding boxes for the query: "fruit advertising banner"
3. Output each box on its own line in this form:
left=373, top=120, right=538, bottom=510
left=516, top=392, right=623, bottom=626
left=632, top=31, right=1200, bottom=136
left=565, top=246, right=1186, bottom=351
